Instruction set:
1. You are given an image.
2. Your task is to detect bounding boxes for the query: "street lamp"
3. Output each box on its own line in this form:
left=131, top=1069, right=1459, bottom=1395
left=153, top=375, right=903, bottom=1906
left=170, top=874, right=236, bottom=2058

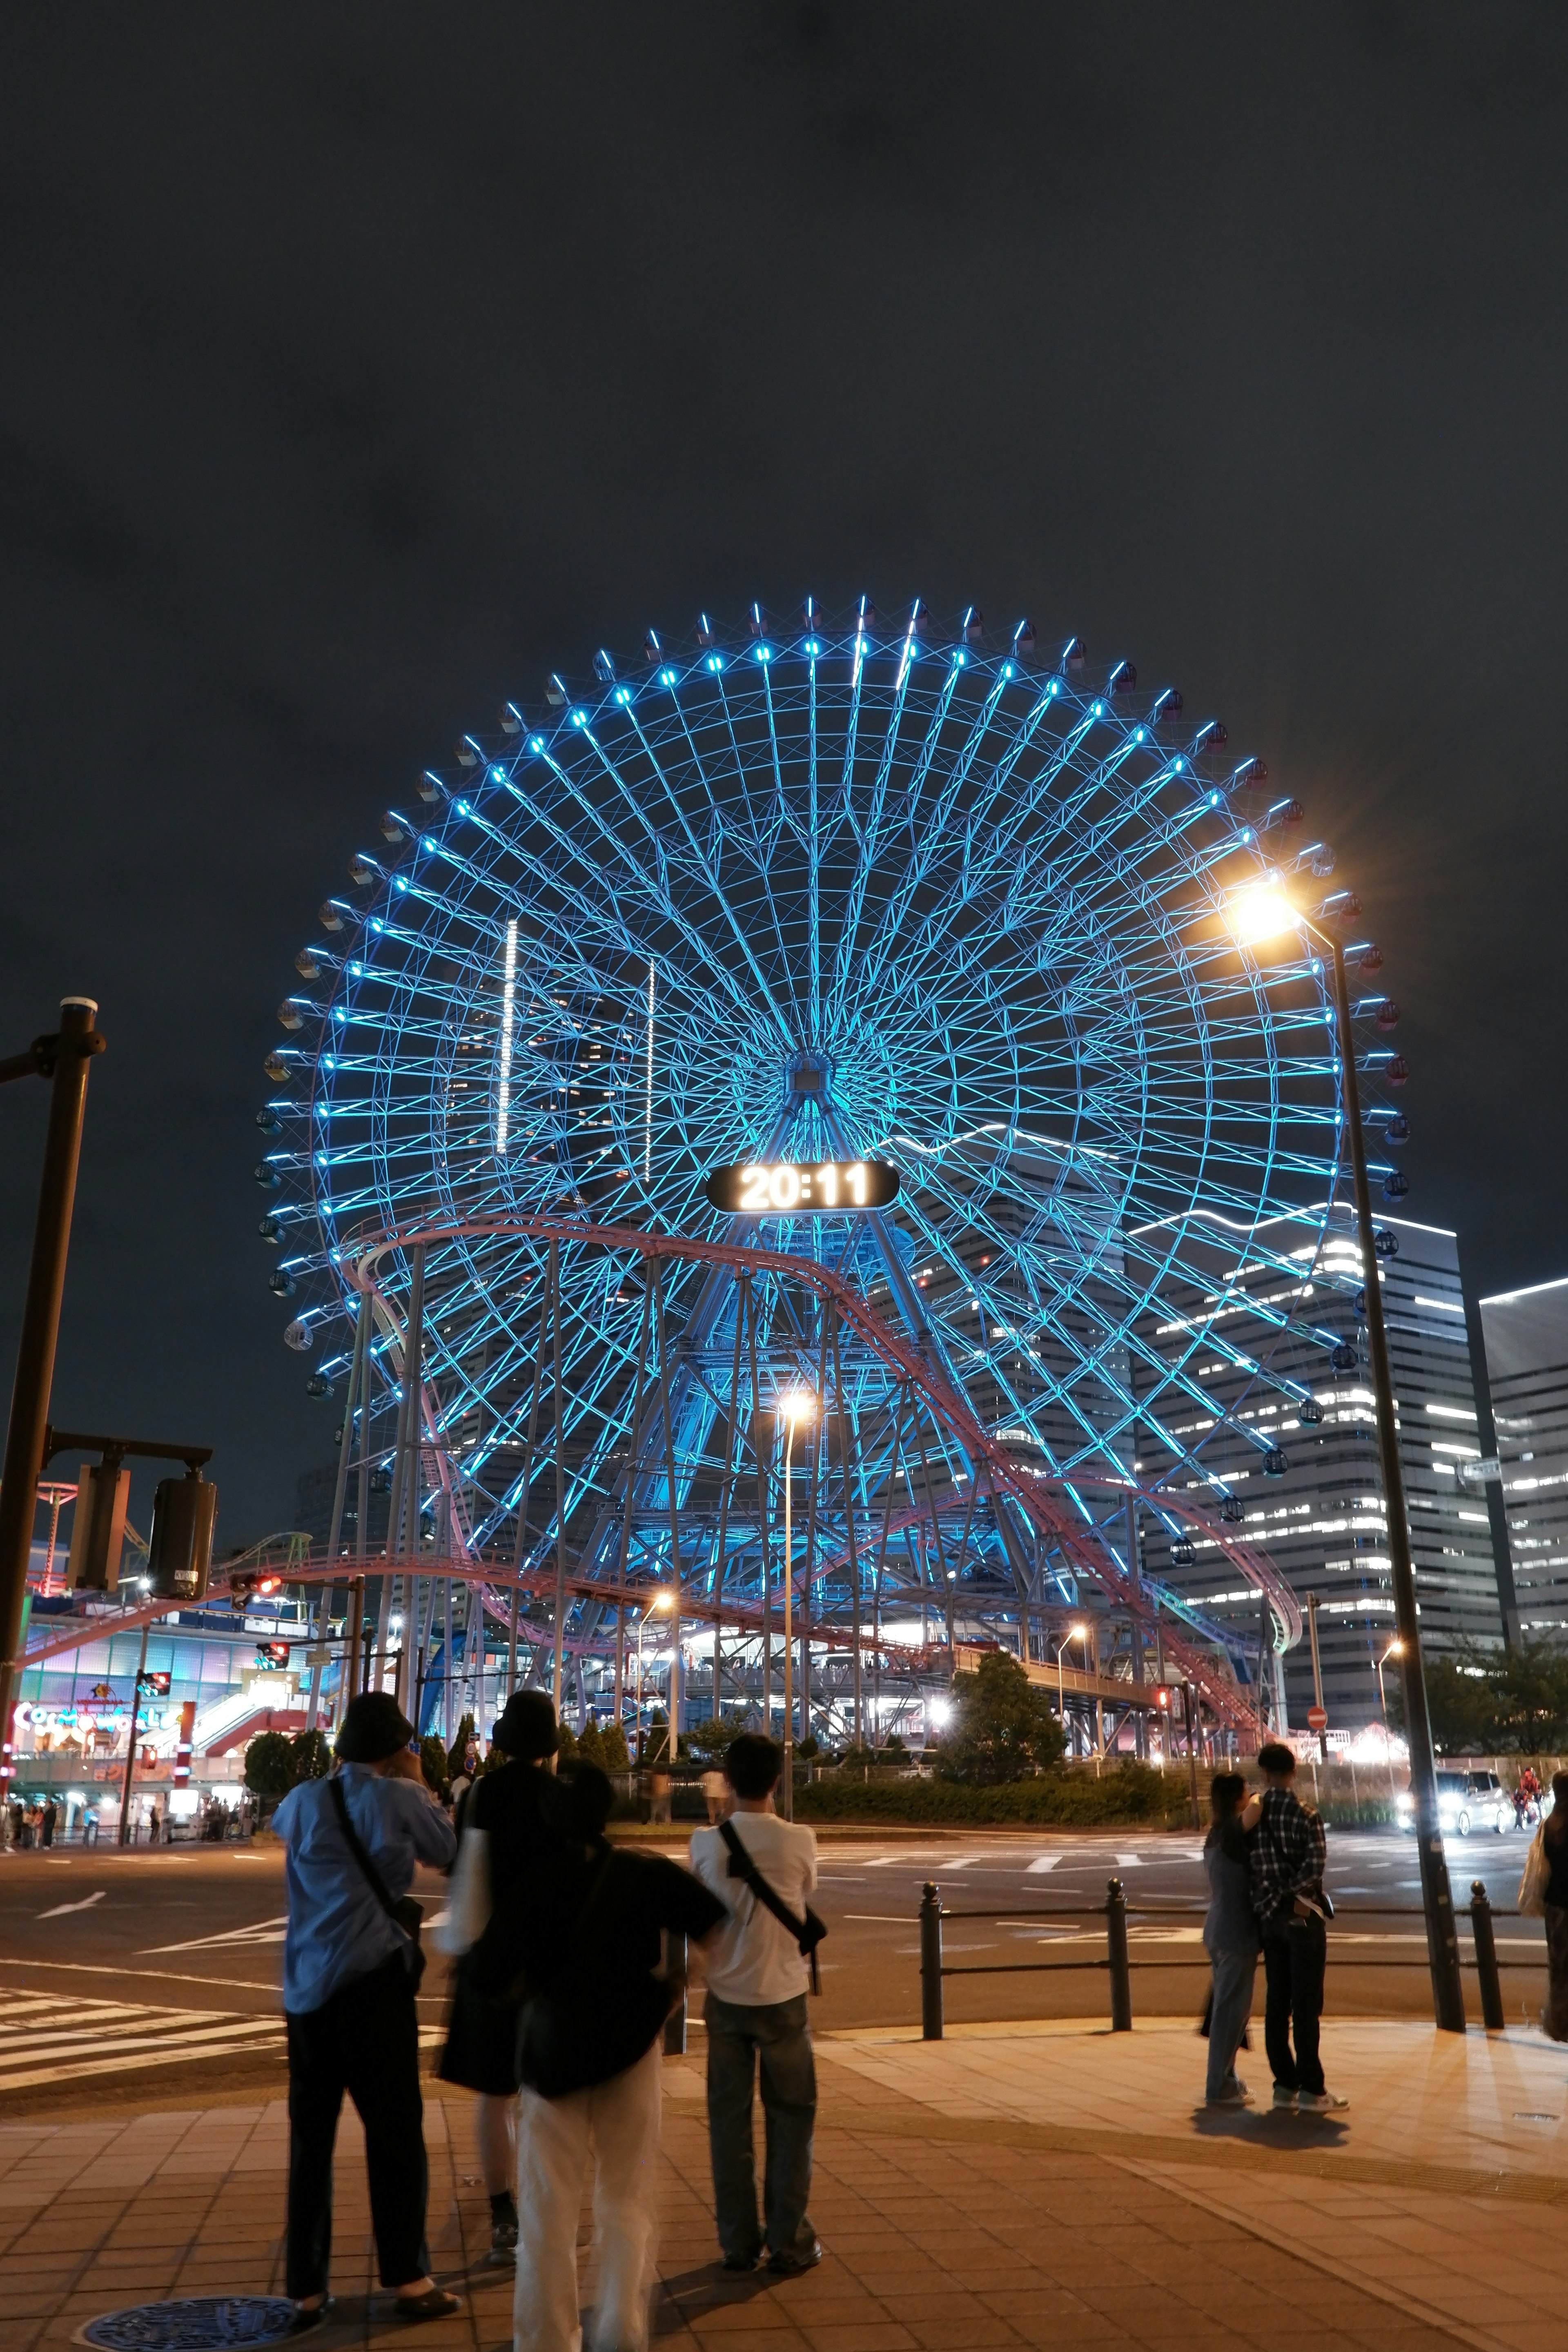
left=635, top=1588, right=674, bottom=1768
left=1376, top=1637, right=1404, bottom=1811
left=1057, top=1621, right=1088, bottom=1755
left=779, top=1389, right=817, bottom=1822
left=1225, top=880, right=1466, bottom=2031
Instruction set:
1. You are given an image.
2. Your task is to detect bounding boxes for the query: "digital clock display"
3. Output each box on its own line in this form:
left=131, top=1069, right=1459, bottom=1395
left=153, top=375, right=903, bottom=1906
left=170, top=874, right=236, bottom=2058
left=705, top=1159, right=900, bottom=1214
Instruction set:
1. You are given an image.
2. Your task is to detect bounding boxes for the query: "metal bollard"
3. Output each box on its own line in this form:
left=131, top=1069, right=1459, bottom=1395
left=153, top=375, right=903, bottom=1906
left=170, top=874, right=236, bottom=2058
left=920, top=1881, right=944, bottom=2040
left=662, top=1931, right=688, bottom=2056
left=1106, top=1876, right=1132, bottom=2032
left=1470, top=1882, right=1505, bottom=2031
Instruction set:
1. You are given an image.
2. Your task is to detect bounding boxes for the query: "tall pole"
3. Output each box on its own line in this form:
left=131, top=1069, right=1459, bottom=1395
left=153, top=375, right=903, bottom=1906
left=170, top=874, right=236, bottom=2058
left=550, top=1240, right=565, bottom=1711
left=782, top=1410, right=796, bottom=1821
left=0, top=999, right=103, bottom=1792
left=1321, top=921, right=1465, bottom=2031
left=118, top=1619, right=151, bottom=1847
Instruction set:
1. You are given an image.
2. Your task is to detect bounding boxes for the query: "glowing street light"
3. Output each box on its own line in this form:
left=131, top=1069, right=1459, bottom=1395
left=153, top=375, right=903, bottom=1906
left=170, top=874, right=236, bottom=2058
left=1224, top=876, right=1465, bottom=2032
left=1376, top=1637, right=1405, bottom=1810
left=1058, top=1620, right=1089, bottom=1748
left=779, top=1389, right=817, bottom=1820
left=636, top=1587, right=674, bottom=1768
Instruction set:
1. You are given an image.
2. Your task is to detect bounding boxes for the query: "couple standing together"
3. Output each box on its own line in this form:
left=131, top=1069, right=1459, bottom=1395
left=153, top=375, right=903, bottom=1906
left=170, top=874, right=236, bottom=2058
left=274, top=1688, right=820, bottom=2351
left=1203, top=1740, right=1348, bottom=2112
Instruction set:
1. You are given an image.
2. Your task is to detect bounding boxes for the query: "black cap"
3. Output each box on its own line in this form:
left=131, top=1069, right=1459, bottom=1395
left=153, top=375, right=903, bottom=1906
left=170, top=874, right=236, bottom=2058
left=336, top=1691, right=414, bottom=1764
left=493, top=1690, right=560, bottom=1761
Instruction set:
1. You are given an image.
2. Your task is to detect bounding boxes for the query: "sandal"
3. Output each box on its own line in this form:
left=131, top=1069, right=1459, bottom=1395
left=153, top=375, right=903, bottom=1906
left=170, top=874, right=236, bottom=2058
left=392, top=2290, right=462, bottom=2323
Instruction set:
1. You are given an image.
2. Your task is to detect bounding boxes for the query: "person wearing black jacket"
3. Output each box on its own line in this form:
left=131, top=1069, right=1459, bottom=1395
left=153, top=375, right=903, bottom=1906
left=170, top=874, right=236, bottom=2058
left=1541, top=1771, right=1568, bottom=2040
left=436, top=1689, right=566, bottom=2263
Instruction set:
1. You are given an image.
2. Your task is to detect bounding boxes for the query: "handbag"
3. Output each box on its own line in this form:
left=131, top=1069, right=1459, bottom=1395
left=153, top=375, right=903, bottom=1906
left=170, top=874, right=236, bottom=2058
left=329, top=1775, right=426, bottom=1988
left=717, top=1820, right=828, bottom=1993
left=1519, top=1826, right=1550, bottom=1920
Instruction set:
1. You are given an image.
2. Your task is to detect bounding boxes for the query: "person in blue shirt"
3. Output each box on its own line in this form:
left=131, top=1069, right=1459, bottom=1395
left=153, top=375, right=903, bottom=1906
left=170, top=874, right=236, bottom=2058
left=1201, top=1771, right=1260, bottom=2107
left=274, top=1690, right=458, bottom=2329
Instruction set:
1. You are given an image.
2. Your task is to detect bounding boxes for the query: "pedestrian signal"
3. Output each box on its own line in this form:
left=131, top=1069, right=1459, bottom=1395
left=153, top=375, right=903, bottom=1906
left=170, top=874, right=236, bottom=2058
left=1153, top=1685, right=1172, bottom=1710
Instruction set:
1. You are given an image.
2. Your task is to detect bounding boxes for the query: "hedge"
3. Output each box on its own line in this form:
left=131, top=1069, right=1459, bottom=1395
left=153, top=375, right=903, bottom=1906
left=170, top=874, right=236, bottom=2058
left=795, top=1762, right=1182, bottom=1828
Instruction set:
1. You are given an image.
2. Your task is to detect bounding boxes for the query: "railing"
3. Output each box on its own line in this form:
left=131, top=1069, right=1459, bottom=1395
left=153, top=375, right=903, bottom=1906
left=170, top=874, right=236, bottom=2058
left=917, top=1876, right=1542, bottom=2039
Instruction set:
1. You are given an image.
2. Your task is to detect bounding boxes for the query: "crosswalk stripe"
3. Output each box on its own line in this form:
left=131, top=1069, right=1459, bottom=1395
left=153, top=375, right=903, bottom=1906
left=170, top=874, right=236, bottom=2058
left=0, top=1989, right=285, bottom=2089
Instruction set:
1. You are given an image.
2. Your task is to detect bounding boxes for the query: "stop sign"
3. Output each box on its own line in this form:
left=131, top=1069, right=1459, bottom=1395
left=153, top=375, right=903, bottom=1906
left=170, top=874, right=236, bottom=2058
left=1307, top=1704, right=1328, bottom=1732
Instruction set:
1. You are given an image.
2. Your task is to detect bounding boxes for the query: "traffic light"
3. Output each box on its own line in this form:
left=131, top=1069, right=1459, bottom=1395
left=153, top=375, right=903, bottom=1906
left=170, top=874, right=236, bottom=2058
left=229, top=1570, right=282, bottom=1610
left=256, top=1641, right=291, bottom=1668
left=138, top=1670, right=172, bottom=1697
left=1153, top=1686, right=1172, bottom=1711
left=68, top=1462, right=131, bottom=1592
left=147, top=1472, right=219, bottom=1601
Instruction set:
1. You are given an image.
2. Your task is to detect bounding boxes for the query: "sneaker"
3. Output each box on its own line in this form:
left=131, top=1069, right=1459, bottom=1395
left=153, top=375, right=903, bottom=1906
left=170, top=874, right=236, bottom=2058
left=1205, top=2084, right=1253, bottom=2108
left=765, top=2239, right=823, bottom=2276
left=1272, top=2085, right=1298, bottom=2111
left=1298, top=2089, right=1349, bottom=2112
left=488, top=2216, right=518, bottom=2266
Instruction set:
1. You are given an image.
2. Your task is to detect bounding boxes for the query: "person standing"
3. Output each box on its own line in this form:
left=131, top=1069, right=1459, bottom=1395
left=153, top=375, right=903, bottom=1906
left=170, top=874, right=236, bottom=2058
left=41, top=1798, right=57, bottom=1849
left=1540, top=1769, right=1568, bottom=2040
left=273, top=1690, right=459, bottom=2329
left=1244, top=1741, right=1346, bottom=2114
left=1201, top=1771, right=1258, bottom=2107
left=688, top=1731, right=823, bottom=2274
left=506, top=1762, right=726, bottom=2352
left=437, top=1689, right=565, bottom=2265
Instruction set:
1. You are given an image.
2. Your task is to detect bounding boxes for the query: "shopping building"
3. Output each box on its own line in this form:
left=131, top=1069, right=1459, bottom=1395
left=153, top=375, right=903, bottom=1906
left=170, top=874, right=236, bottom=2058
left=1477, top=1274, right=1568, bottom=1636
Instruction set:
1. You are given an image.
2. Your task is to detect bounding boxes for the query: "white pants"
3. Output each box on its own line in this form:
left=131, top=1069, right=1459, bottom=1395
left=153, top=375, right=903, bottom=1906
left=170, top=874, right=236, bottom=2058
left=514, top=2040, right=662, bottom=2352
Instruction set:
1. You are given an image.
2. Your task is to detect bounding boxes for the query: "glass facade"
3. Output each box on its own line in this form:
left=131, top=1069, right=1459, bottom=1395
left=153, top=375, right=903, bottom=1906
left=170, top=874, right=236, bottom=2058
left=1478, top=1275, right=1568, bottom=1634
left=1134, top=1207, right=1506, bottom=1728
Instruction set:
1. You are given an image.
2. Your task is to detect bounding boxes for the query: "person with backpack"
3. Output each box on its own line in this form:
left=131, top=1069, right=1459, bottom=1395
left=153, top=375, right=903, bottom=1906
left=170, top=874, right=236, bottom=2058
left=499, top=1760, right=726, bottom=2352
left=688, top=1731, right=824, bottom=2275
left=273, top=1690, right=460, bottom=2329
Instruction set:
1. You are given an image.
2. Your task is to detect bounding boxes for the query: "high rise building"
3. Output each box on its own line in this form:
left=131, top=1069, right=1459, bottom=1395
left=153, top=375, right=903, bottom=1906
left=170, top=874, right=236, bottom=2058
left=1135, top=1207, right=1507, bottom=1729
left=1476, top=1276, right=1568, bottom=1636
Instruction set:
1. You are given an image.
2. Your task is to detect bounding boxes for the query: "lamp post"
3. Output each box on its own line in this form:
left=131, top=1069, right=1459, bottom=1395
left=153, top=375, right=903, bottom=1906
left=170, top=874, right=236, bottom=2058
left=1376, top=1636, right=1404, bottom=1812
left=1057, top=1621, right=1087, bottom=1757
left=635, top=1588, right=673, bottom=1767
left=1229, top=882, right=1466, bottom=2032
left=780, top=1389, right=817, bottom=1822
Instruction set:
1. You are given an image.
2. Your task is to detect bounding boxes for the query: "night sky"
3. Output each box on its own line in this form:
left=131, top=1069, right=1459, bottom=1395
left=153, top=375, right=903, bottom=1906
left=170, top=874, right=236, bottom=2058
left=2, top=6, right=1564, bottom=1543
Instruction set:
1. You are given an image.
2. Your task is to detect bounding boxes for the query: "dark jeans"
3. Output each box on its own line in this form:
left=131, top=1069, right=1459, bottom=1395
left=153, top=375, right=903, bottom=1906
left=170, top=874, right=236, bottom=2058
left=286, top=1954, right=430, bottom=2298
left=704, top=1990, right=816, bottom=2261
left=1263, top=1915, right=1326, bottom=2096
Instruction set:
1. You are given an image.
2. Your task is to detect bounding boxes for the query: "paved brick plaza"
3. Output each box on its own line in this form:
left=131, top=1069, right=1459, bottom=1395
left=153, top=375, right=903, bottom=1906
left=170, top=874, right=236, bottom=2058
left=4, top=2020, right=1564, bottom=2352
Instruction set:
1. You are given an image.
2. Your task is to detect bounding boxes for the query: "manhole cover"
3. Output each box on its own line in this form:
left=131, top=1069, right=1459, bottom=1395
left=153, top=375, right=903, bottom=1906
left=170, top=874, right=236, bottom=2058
left=77, top=2299, right=297, bottom=2351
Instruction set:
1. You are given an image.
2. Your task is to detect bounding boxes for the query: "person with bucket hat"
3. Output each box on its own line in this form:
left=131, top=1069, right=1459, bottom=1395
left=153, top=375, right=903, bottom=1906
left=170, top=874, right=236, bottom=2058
left=273, top=1690, right=459, bottom=2329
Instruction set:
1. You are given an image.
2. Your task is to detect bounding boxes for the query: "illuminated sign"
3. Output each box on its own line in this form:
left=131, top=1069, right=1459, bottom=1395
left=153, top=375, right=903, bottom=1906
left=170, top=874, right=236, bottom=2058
left=705, top=1160, right=900, bottom=1214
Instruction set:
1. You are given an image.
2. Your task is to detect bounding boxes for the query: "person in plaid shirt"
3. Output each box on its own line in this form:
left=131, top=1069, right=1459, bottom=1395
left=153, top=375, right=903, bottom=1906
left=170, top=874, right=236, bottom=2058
left=1242, top=1742, right=1348, bottom=2113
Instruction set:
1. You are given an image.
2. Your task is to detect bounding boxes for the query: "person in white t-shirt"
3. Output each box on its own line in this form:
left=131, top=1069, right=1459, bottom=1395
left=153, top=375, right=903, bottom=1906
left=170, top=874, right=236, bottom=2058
left=688, top=1731, right=821, bottom=2275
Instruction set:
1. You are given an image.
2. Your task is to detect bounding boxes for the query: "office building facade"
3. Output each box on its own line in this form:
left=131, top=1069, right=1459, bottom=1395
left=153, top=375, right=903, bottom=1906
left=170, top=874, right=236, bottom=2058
left=1477, top=1276, right=1568, bottom=1635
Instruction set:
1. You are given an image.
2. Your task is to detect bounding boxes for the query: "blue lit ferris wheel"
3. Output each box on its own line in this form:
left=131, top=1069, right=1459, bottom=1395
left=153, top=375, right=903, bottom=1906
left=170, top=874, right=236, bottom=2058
left=258, top=600, right=1410, bottom=1732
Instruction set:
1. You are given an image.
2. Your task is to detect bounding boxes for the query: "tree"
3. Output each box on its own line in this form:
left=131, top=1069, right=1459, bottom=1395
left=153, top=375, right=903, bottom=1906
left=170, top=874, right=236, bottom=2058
left=243, top=1730, right=294, bottom=1800
left=1393, top=1635, right=1568, bottom=1754
left=420, top=1734, right=450, bottom=1800
left=289, top=1728, right=332, bottom=1784
left=937, top=1653, right=1067, bottom=1784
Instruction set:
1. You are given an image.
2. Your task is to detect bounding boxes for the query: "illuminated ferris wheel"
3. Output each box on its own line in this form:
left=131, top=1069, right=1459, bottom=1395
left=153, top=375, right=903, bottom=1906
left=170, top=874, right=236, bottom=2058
left=255, top=600, right=1408, bottom=1724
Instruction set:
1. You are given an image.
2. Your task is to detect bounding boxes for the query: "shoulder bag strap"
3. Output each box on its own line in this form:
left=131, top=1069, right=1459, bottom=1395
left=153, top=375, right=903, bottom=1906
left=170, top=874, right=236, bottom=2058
left=328, top=1774, right=416, bottom=1940
left=717, top=1819, right=824, bottom=1991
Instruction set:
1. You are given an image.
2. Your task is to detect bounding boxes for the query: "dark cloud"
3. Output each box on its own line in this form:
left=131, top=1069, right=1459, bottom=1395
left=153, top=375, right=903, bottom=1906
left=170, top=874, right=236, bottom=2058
left=1, top=2, right=1564, bottom=1536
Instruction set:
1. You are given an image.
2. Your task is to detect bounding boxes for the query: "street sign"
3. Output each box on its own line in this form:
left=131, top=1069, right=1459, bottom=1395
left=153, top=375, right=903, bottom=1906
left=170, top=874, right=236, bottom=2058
left=1307, top=1704, right=1328, bottom=1732
left=1457, top=1455, right=1501, bottom=1486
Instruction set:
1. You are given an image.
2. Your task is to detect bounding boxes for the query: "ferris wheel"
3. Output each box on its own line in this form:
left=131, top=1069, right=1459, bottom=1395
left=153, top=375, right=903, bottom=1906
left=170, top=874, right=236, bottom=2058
left=256, top=601, right=1405, bottom=1723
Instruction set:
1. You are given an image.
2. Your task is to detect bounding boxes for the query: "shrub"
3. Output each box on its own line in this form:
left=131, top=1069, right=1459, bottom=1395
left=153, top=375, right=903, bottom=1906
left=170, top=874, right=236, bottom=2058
left=795, top=1760, right=1178, bottom=1827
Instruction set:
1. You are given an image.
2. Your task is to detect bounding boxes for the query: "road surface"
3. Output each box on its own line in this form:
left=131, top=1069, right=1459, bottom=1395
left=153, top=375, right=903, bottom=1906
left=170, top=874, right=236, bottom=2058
left=0, top=1825, right=1546, bottom=2111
